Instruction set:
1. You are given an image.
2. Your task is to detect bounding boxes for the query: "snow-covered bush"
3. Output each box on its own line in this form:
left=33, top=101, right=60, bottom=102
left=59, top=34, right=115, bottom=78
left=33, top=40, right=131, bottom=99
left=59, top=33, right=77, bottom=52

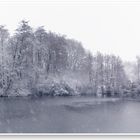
left=33, top=80, right=75, bottom=97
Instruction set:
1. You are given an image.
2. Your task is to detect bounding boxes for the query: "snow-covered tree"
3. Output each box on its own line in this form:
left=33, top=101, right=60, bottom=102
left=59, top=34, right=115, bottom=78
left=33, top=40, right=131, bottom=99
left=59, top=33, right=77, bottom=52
left=0, top=20, right=130, bottom=97
left=136, top=56, right=140, bottom=83
left=0, top=25, right=10, bottom=96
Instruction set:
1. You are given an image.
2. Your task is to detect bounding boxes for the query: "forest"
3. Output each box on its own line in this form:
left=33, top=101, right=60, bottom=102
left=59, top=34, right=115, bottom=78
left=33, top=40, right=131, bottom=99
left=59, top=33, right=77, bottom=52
left=0, top=20, right=139, bottom=98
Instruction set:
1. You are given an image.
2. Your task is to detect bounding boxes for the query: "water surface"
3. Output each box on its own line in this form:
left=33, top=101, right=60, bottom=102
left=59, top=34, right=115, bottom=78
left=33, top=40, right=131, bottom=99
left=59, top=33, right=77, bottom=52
left=0, top=96, right=139, bottom=133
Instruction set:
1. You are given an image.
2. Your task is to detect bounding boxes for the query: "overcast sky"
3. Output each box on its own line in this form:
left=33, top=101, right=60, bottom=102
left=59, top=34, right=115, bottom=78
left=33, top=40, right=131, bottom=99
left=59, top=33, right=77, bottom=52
left=0, top=0, right=140, bottom=61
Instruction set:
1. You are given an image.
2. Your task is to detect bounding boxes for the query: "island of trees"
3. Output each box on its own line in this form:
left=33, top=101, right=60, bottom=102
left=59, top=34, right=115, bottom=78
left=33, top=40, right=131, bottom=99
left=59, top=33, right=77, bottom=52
left=0, top=20, right=139, bottom=98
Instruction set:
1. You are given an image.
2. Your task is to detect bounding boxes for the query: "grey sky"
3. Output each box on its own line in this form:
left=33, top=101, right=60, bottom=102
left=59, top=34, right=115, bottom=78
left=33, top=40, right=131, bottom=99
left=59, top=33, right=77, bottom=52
left=0, top=0, right=140, bottom=61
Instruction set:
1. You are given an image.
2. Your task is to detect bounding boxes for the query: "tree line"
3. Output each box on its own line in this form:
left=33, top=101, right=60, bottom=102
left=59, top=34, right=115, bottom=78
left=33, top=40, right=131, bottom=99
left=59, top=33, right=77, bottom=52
left=0, top=20, right=137, bottom=97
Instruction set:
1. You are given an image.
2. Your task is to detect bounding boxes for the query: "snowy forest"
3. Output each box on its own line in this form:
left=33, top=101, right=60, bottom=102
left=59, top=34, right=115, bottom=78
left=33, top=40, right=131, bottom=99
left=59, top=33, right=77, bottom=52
left=0, top=20, right=139, bottom=98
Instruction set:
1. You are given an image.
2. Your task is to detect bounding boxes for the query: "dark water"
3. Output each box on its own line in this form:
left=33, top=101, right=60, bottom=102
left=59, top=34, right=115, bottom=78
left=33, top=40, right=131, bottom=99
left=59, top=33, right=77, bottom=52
left=0, top=96, right=139, bottom=133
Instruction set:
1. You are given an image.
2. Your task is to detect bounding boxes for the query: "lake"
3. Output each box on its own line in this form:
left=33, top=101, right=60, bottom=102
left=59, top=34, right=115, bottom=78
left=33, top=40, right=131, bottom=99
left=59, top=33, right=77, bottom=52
left=0, top=96, right=139, bottom=133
